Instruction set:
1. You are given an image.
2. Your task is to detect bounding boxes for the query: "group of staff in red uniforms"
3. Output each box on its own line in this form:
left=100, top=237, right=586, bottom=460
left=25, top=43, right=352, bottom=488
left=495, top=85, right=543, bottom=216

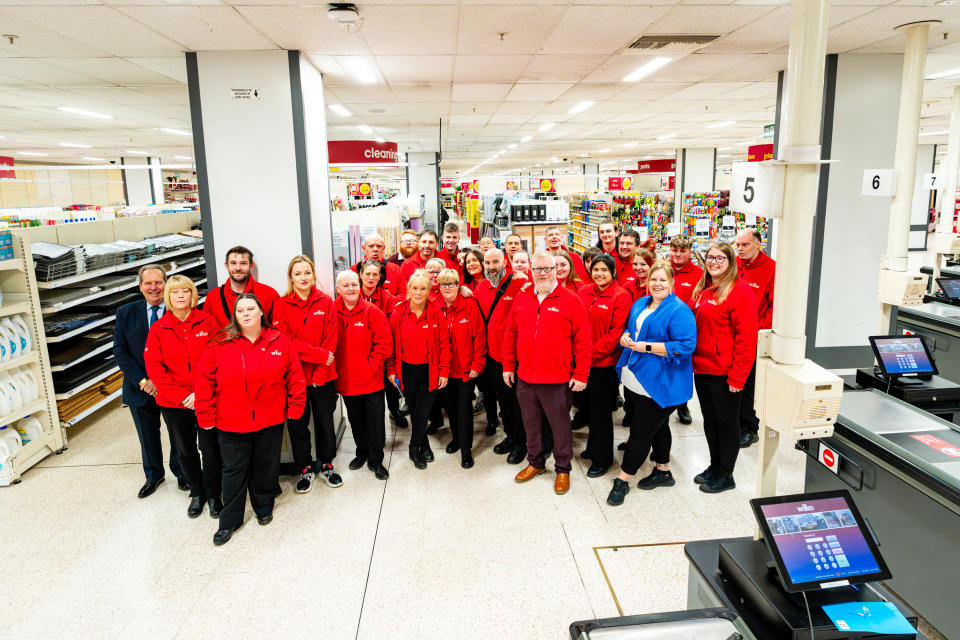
left=127, top=220, right=775, bottom=545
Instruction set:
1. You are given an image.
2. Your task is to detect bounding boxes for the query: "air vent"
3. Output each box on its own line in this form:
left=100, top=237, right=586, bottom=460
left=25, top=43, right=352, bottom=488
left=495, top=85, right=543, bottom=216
left=626, top=35, right=721, bottom=51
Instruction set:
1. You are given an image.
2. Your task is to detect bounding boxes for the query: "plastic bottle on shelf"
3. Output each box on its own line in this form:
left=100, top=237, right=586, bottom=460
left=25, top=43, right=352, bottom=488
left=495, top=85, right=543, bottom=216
left=0, top=373, right=22, bottom=414
left=0, top=425, right=21, bottom=460
left=1, top=317, right=26, bottom=356
left=15, top=416, right=42, bottom=445
left=9, top=315, right=30, bottom=354
left=0, top=321, right=16, bottom=362
left=10, top=369, right=33, bottom=405
left=15, top=367, right=38, bottom=402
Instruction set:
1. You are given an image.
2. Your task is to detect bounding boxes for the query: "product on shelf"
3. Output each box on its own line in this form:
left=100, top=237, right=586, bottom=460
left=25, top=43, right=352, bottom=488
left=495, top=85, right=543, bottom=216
left=612, top=191, right=674, bottom=246
left=567, top=196, right=611, bottom=254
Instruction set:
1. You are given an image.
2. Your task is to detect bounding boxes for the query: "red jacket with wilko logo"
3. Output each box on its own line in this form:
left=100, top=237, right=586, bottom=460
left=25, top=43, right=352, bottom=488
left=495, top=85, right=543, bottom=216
left=436, top=247, right=464, bottom=276
left=579, top=282, right=633, bottom=367
left=386, top=301, right=452, bottom=391
left=271, top=288, right=338, bottom=386
left=361, top=286, right=399, bottom=318
left=626, top=278, right=647, bottom=302
left=194, top=328, right=306, bottom=432
left=333, top=297, right=393, bottom=396
left=474, top=274, right=529, bottom=363
left=202, top=278, right=280, bottom=329
left=503, top=284, right=592, bottom=384
left=671, top=260, right=704, bottom=305
left=737, top=251, right=775, bottom=330
left=440, top=294, right=487, bottom=380
left=615, top=254, right=637, bottom=289
left=398, top=250, right=430, bottom=289
left=144, top=308, right=219, bottom=409
left=692, top=280, right=758, bottom=389
left=352, top=260, right=401, bottom=296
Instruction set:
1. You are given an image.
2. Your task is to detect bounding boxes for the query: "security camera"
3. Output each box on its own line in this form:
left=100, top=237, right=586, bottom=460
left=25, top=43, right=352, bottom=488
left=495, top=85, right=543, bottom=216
left=109, top=160, right=116, bottom=164
left=562, top=158, right=568, bottom=162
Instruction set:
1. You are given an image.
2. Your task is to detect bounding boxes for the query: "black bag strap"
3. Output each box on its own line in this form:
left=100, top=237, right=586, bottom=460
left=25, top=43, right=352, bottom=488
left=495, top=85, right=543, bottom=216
left=484, top=274, right=513, bottom=326
left=219, top=285, right=231, bottom=319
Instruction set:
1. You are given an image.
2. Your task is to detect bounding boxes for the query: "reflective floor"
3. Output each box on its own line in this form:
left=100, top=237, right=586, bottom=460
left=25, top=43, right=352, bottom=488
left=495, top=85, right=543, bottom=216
left=3, top=396, right=808, bottom=639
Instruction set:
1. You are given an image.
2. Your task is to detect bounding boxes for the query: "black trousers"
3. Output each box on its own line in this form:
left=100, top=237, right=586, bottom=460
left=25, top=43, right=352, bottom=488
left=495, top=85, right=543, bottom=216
left=217, top=424, right=283, bottom=530
left=285, top=382, right=338, bottom=470
left=621, top=391, right=675, bottom=476
left=430, top=391, right=444, bottom=427
left=161, top=406, right=221, bottom=500
left=488, top=358, right=524, bottom=445
left=739, top=362, right=760, bottom=435
left=343, top=391, right=386, bottom=464
left=384, top=374, right=402, bottom=417
left=444, top=377, right=476, bottom=454
left=401, top=362, right=436, bottom=451
left=695, top=373, right=742, bottom=474
left=476, top=360, right=499, bottom=427
left=584, top=366, right=619, bottom=468
left=129, top=398, right=181, bottom=483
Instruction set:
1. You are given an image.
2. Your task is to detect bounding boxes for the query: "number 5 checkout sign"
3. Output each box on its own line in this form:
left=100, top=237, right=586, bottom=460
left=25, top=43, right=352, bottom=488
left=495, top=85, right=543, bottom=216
left=731, top=161, right=785, bottom=218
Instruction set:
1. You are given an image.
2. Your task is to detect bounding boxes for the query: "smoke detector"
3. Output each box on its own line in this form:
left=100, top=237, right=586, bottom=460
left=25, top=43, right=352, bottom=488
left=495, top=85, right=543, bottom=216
left=328, top=3, right=361, bottom=25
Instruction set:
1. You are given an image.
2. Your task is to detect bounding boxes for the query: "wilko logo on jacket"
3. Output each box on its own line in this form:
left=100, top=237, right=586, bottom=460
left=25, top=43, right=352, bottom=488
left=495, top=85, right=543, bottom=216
left=195, top=331, right=209, bottom=337
left=598, top=304, right=609, bottom=310
left=354, top=321, right=365, bottom=327
left=459, top=318, right=469, bottom=324
left=747, top=282, right=760, bottom=289
left=547, top=306, right=560, bottom=313
left=313, top=310, right=326, bottom=315
left=271, top=350, right=283, bottom=356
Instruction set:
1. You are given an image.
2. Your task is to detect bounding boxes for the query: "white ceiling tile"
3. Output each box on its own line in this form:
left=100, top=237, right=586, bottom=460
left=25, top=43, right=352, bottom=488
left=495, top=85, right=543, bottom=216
left=494, top=101, right=544, bottom=115
left=47, top=58, right=182, bottom=87
left=609, top=82, right=693, bottom=100
left=518, top=54, right=607, bottom=83
left=362, top=5, right=459, bottom=55
left=127, top=58, right=188, bottom=84
left=540, top=6, right=672, bottom=54
left=0, top=9, right=110, bottom=58
left=4, top=6, right=185, bottom=57
left=115, top=6, right=276, bottom=51
left=400, top=102, right=451, bottom=116
left=487, top=113, right=532, bottom=124
left=391, top=84, right=451, bottom=102
left=61, top=87, right=171, bottom=107
left=449, top=114, right=491, bottom=126
left=505, top=83, right=573, bottom=101
left=451, top=102, right=499, bottom=115
left=236, top=6, right=366, bottom=55
left=453, top=55, right=531, bottom=83
left=716, top=81, right=777, bottom=100
left=647, top=54, right=759, bottom=83
left=661, top=82, right=752, bottom=100
left=710, top=53, right=786, bottom=81
left=452, top=84, right=512, bottom=102
left=326, top=85, right=397, bottom=103
left=376, top=56, right=453, bottom=84
left=582, top=52, right=691, bottom=83
left=132, top=87, right=190, bottom=104
left=645, top=4, right=777, bottom=34
left=557, top=83, right=630, bottom=101
left=0, top=58, right=109, bottom=87
left=457, top=6, right=564, bottom=55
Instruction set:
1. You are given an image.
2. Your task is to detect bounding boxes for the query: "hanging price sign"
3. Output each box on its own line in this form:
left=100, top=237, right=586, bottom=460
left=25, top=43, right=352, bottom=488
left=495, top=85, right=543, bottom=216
left=861, top=169, right=896, bottom=197
left=730, top=161, right=785, bottom=218
left=538, top=178, right=557, bottom=192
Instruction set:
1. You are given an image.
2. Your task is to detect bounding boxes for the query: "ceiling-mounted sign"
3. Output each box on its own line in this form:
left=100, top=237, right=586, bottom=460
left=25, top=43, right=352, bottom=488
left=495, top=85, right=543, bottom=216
left=748, top=144, right=774, bottom=162
left=763, top=123, right=775, bottom=138
left=328, top=140, right=399, bottom=164
left=0, top=156, right=14, bottom=180
left=470, top=180, right=479, bottom=193
left=348, top=183, right=359, bottom=196
left=608, top=176, right=632, bottom=191
left=635, top=159, right=676, bottom=174
left=538, top=178, right=557, bottom=192
left=231, top=88, right=261, bottom=101
left=506, top=181, right=518, bottom=190
left=357, top=182, right=373, bottom=196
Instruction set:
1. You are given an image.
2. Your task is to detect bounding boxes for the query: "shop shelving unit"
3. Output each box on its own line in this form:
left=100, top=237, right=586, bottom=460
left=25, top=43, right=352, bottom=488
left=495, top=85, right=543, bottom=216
left=20, top=212, right=203, bottom=431
left=612, top=191, right=674, bottom=246
left=682, top=191, right=729, bottom=253
left=0, top=232, right=65, bottom=485
left=568, top=198, right=611, bottom=254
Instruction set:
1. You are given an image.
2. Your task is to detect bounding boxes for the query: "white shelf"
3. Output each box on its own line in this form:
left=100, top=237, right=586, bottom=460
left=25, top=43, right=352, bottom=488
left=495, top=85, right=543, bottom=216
left=0, top=301, right=30, bottom=318
left=45, top=314, right=115, bottom=343
left=55, top=365, right=120, bottom=400
left=0, top=258, right=24, bottom=272
left=61, top=388, right=122, bottom=427
left=36, top=244, right=203, bottom=290
left=0, top=350, right=39, bottom=372
left=0, top=398, right=47, bottom=429
left=50, top=342, right=113, bottom=372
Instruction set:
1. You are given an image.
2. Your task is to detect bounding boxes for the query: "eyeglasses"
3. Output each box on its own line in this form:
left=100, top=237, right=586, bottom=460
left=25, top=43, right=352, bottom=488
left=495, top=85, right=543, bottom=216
left=532, top=266, right=556, bottom=274
left=438, top=282, right=458, bottom=288
left=705, top=255, right=728, bottom=264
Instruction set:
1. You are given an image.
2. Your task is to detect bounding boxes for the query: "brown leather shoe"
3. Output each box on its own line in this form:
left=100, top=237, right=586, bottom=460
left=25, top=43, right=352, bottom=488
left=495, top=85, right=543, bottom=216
left=514, top=465, right=545, bottom=483
left=554, top=473, right=570, bottom=495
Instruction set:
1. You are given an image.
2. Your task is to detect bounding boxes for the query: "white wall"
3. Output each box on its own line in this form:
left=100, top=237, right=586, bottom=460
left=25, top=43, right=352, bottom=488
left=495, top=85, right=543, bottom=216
left=815, top=54, right=903, bottom=348
left=408, top=151, right=438, bottom=229
left=299, top=56, right=334, bottom=294
left=122, top=156, right=155, bottom=206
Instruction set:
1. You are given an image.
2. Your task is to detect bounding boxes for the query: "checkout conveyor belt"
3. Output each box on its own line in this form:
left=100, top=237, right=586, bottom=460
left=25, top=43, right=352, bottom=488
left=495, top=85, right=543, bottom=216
left=802, top=389, right=960, bottom=638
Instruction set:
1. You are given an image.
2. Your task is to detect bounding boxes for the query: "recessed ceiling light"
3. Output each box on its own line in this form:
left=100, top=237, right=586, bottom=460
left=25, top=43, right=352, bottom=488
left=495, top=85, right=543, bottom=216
left=717, top=147, right=732, bottom=151
left=81, top=157, right=101, bottom=161
left=520, top=135, right=533, bottom=143
left=920, top=129, right=949, bottom=136
left=125, top=150, right=150, bottom=155
left=158, top=127, right=191, bottom=136
left=706, top=120, right=736, bottom=129
left=538, top=122, right=555, bottom=132
left=623, top=142, right=637, bottom=147
left=358, top=125, right=373, bottom=134
left=642, top=155, right=653, bottom=159
left=58, top=142, right=92, bottom=148
left=329, top=104, right=351, bottom=117
left=58, top=106, right=113, bottom=120
left=622, top=57, right=672, bottom=83
left=343, top=57, right=378, bottom=84
left=578, top=153, right=589, bottom=157
left=657, top=133, right=677, bottom=140
left=926, top=67, right=960, bottom=80
left=508, top=144, right=518, bottom=149
left=174, top=155, right=193, bottom=160
left=598, top=148, right=610, bottom=153
left=568, top=101, right=594, bottom=115
left=375, top=137, right=385, bottom=143
left=550, top=157, right=560, bottom=161
left=0, top=135, right=5, bottom=139
left=19, top=152, right=48, bottom=156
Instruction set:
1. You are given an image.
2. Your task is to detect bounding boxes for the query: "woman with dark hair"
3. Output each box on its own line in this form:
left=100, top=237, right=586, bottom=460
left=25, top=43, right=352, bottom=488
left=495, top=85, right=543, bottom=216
left=272, top=255, right=341, bottom=495
left=691, top=242, right=758, bottom=494
left=581, top=247, right=602, bottom=274
left=195, top=293, right=306, bottom=545
left=576, top=254, right=631, bottom=476
left=461, top=248, right=485, bottom=292
left=554, top=250, right=582, bottom=293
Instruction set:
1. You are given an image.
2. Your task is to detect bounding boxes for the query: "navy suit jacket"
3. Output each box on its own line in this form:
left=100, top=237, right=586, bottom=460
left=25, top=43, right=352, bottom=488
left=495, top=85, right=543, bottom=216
left=113, top=299, right=154, bottom=407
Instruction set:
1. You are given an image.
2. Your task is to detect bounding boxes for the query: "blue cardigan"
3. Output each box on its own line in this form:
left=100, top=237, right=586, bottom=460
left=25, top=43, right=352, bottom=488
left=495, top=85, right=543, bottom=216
left=615, top=293, right=697, bottom=409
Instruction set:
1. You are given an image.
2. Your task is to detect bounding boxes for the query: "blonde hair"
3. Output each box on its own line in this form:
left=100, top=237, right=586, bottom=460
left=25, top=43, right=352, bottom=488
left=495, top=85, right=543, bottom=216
left=425, top=258, right=445, bottom=271
left=163, top=274, right=198, bottom=309
left=645, top=261, right=673, bottom=295
left=285, top=254, right=316, bottom=297
left=406, top=269, right=431, bottom=293
left=692, top=242, right=738, bottom=304
left=437, top=268, right=459, bottom=285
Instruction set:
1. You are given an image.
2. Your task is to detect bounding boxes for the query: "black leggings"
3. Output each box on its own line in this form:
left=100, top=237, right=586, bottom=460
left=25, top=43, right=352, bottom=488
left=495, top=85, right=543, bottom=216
left=695, top=373, right=742, bottom=474
left=402, top=362, right=436, bottom=451
left=285, top=382, right=337, bottom=470
left=584, top=366, right=618, bottom=467
left=217, top=424, right=282, bottom=529
left=620, top=391, right=674, bottom=476
left=444, top=377, right=477, bottom=453
left=162, top=406, right=222, bottom=500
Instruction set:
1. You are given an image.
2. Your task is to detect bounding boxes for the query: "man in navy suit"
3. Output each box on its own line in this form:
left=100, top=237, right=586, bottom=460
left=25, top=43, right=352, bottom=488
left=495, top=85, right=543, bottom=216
left=113, top=264, right=185, bottom=498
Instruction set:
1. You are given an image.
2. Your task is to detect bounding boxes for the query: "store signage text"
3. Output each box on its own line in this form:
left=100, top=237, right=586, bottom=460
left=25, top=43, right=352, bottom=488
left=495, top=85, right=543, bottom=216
left=634, top=160, right=675, bottom=174
left=348, top=182, right=373, bottom=197
left=731, top=161, right=785, bottom=218
left=328, top=140, right=399, bottom=164
left=231, top=88, right=261, bottom=101
left=0, top=156, right=13, bottom=180
left=608, top=177, right=632, bottom=191
left=747, top=144, right=774, bottom=162
left=538, top=178, right=557, bottom=192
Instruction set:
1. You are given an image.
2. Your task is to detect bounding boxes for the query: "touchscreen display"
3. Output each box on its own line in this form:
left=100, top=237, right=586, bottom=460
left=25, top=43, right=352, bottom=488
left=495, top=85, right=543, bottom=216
left=872, top=336, right=934, bottom=375
left=940, top=279, right=960, bottom=299
left=760, top=496, right=883, bottom=586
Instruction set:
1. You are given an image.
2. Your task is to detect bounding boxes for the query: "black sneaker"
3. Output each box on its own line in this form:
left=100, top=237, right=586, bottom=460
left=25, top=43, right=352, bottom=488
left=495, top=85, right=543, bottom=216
left=493, top=438, right=513, bottom=455
left=349, top=456, right=367, bottom=471
left=295, top=469, right=314, bottom=494
left=409, top=447, right=427, bottom=470
left=638, top=468, right=675, bottom=490
left=617, top=442, right=627, bottom=451
left=739, top=431, right=759, bottom=448
left=319, top=463, right=343, bottom=488
left=607, top=478, right=630, bottom=506
left=700, top=471, right=736, bottom=494
left=693, top=467, right=717, bottom=485
left=677, top=405, right=693, bottom=425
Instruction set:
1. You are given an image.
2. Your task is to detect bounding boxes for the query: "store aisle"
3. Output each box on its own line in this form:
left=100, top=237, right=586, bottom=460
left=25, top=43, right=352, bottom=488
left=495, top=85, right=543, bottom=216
left=1, top=399, right=806, bottom=639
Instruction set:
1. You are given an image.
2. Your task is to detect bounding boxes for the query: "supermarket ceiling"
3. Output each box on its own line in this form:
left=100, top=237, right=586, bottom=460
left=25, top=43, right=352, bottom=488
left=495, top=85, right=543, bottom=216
left=1, top=2, right=960, bottom=176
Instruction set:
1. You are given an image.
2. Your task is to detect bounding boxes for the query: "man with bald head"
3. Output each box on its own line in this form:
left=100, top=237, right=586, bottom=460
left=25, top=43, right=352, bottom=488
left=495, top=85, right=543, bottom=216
left=352, top=232, right=401, bottom=295
left=735, top=227, right=775, bottom=448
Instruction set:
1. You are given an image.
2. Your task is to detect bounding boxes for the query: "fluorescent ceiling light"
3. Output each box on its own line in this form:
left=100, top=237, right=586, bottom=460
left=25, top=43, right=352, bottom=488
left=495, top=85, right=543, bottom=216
left=174, top=155, right=193, bottom=160
left=578, top=153, right=589, bottom=157
left=58, top=142, right=92, bottom=148
left=329, top=104, right=351, bottom=117
left=734, top=140, right=753, bottom=146
left=623, top=142, right=637, bottom=147
left=538, top=122, right=555, bottom=132
left=642, top=155, right=653, bottom=159
left=58, top=106, right=113, bottom=120
left=622, top=57, right=672, bottom=83
left=375, top=137, right=385, bottom=143
left=718, top=154, right=731, bottom=158
left=550, top=157, right=559, bottom=161
left=343, top=57, right=377, bottom=84
left=125, top=150, right=150, bottom=155
left=717, top=147, right=732, bottom=151
left=926, top=67, right=960, bottom=80
left=568, top=101, right=594, bottom=114
left=500, top=148, right=507, bottom=153
left=358, top=125, right=373, bottom=134
left=657, top=133, right=677, bottom=140
left=920, top=130, right=949, bottom=136
left=508, top=144, right=518, bottom=149
left=706, top=120, right=736, bottom=129
left=0, top=135, right=5, bottom=139
left=520, top=135, right=533, bottom=142
left=19, top=152, right=48, bottom=156
left=158, top=127, right=191, bottom=136
left=81, top=157, right=104, bottom=161
left=598, top=148, right=610, bottom=153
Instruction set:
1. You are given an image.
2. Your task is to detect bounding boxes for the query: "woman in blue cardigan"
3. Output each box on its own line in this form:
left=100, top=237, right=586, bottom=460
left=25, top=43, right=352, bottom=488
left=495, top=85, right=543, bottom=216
left=608, top=262, right=697, bottom=506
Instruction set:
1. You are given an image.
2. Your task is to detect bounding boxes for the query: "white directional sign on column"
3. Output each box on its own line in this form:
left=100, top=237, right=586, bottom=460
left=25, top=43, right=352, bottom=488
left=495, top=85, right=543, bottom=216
left=861, top=169, right=897, bottom=197
left=731, top=161, right=785, bottom=217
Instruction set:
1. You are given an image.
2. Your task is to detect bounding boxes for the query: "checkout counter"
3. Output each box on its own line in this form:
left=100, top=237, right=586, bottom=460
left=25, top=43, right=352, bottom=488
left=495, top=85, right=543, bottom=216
left=893, top=301, right=960, bottom=383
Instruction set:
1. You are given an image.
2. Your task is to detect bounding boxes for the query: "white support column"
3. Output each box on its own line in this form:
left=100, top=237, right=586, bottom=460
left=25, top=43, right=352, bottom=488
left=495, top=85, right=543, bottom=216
left=582, top=163, right=599, bottom=191
left=932, top=86, right=960, bottom=284
left=406, top=151, right=439, bottom=229
left=120, top=156, right=156, bottom=206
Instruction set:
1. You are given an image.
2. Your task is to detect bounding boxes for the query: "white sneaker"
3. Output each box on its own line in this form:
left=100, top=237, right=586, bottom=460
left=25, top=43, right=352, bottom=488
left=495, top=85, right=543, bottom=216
left=319, top=463, right=343, bottom=488
left=296, top=470, right=314, bottom=494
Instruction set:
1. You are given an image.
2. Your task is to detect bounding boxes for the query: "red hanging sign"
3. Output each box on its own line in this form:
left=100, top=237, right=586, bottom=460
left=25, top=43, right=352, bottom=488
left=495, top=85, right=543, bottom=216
left=506, top=181, right=518, bottom=190
left=748, top=144, right=774, bottom=162
left=608, top=176, right=633, bottom=191
left=0, top=156, right=13, bottom=180
left=537, top=177, right=557, bottom=192
left=328, top=140, right=399, bottom=164
left=634, top=159, right=676, bottom=174
left=348, top=183, right=359, bottom=196
left=470, top=180, right=479, bottom=193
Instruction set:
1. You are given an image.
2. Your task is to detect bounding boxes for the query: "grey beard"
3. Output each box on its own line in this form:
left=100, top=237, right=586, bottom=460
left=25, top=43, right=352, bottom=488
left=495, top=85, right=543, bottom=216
left=486, top=269, right=505, bottom=286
